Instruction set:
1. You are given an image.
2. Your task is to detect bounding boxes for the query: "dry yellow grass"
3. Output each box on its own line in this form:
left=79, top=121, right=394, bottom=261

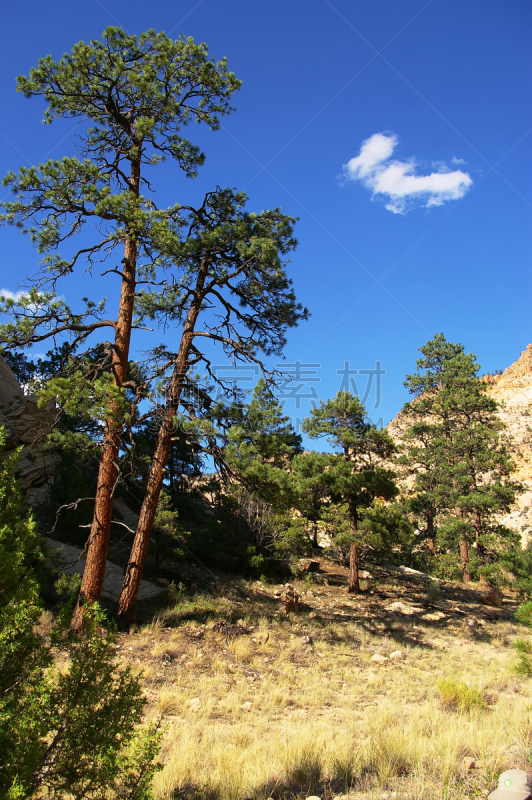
left=117, top=563, right=532, bottom=800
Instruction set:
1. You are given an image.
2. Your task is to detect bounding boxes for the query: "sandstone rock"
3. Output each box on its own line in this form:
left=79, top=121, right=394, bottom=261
left=0, top=355, right=24, bottom=405
left=0, top=356, right=60, bottom=504
left=481, top=588, right=504, bottom=608
left=389, top=650, right=403, bottom=660
left=423, top=611, right=446, bottom=621
left=386, top=601, right=422, bottom=616
left=370, top=653, right=389, bottom=664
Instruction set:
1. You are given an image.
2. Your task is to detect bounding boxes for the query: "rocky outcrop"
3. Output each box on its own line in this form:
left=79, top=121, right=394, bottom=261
left=0, top=355, right=60, bottom=504
left=486, top=344, right=532, bottom=546
left=47, top=538, right=161, bottom=603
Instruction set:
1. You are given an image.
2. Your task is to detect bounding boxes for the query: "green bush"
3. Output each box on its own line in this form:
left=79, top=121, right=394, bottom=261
left=516, top=601, right=532, bottom=627
left=513, top=601, right=532, bottom=676
left=0, top=429, right=161, bottom=799
left=436, top=678, right=487, bottom=712
left=426, top=580, right=441, bottom=603
left=513, top=638, right=532, bottom=677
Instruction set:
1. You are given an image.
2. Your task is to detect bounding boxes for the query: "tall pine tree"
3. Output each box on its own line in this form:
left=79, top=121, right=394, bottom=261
left=400, top=334, right=521, bottom=582
left=115, top=192, right=308, bottom=627
left=0, top=28, right=240, bottom=631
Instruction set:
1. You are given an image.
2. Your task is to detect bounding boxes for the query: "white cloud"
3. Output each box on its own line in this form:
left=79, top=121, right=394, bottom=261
left=0, top=288, right=25, bottom=303
left=344, top=133, right=473, bottom=214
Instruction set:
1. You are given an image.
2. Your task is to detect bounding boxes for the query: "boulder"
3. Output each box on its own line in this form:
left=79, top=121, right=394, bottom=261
left=386, top=601, right=423, bottom=616
left=481, top=588, right=504, bottom=608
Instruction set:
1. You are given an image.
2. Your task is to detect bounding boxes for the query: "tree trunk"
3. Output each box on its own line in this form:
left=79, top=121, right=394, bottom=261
left=348, top=542, right=360, bottom=593
left=114, top=259, right=209, bottom=628
left=456, top=507, right=471, bottom=583
left=474, top=507, right=485, bottom=557
left=347, top=497, right=360, bottom=593
left=312, top=521, right=319, bottom=549
left=426, top=510, right=436, bottom=555
left=459, top=539, right=471, bottom=582
left=71, top=159, right=140, bottom=632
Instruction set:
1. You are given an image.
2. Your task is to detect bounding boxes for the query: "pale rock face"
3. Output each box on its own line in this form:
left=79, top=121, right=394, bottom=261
left=486, top=344, right=532, bottom=547
left=387, top=344, right=532, bottom=548
left=0, top=354, right=24, bottom=405
left=47, top=538, right=161, bottom=602
left=0, top=354, right=61, bottom=504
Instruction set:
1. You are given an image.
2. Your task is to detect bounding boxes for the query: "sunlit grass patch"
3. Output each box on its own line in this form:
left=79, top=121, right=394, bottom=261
left=157, top=594, right=230, bottom=627
left=156, top=688, right=182, bottom=717
left=436, top=678, right=488, bottom=712
left=123, top=569, right=532, bottom=800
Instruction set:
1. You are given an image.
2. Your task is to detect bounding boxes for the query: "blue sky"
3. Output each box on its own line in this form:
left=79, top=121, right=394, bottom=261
left=0, top=0, right=530, bottom=433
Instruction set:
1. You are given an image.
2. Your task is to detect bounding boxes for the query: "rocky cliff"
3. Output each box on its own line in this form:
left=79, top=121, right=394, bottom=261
left=0, top=354, right=61, bottom=504
left=485, top=344, right=532, bottom=545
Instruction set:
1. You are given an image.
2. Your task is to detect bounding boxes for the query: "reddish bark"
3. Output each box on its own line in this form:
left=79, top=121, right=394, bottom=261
left=71, top=160, right=140, bottom=632
left=347, top=497, right=360, bottom=593
left=348, top=542, right=360, bottom=594
left=459, top=538, right=471, bottom=582
left=114, top=259, right=209, bottom=627
left=427, top=510, right=436, bottom=555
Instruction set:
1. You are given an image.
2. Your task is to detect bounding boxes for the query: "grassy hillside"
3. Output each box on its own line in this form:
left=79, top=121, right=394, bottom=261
left=106, top=560, right=532, bottom=800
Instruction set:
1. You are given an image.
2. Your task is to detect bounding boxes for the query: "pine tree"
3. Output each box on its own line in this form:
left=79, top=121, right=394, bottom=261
left=0, top=27, right=240, bottom=631
left=227, top=377, right=302, bottom=496
left=303, top=392, right=397, bottom=592
left=115, top=195, right=308, bottom=626
left=290, top=451, right=331, bottom=549
left=218, top=379, right=304, bottom=561
left=400, top=334, right=521, bottom=582
left=322, top=500, right=414, bottom=570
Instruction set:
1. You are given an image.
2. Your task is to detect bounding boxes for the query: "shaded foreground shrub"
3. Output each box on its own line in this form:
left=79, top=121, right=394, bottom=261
left=0, top=429, right=161, bottom=799
left=513, top=601, right=532, bottom=676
